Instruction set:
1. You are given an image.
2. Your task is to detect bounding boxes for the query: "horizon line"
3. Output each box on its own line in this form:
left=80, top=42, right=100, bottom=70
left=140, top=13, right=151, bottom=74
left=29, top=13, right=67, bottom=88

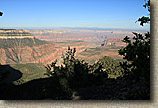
left=0, top=27, right=150, bottom=31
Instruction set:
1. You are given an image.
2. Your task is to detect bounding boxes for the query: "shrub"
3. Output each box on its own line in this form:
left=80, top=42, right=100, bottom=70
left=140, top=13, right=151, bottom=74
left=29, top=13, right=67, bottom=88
left=98, top=56, right=124, bottom=78
left=45, top=46, right=90, bottom=90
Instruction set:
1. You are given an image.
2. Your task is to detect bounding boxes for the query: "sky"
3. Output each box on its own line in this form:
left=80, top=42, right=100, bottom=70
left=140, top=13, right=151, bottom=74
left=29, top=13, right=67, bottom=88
left=0, top=0, right=150, bottom=30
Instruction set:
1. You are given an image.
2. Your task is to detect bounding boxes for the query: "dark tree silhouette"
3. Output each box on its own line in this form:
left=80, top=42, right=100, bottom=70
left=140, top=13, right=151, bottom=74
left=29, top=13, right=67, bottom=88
left=137, top=0, right=150, bottom=26
left=117, top=0, right=150, bottom=99
left=118, top=0, right=150, bottom=78
left=0, top=12, right=3, bottom=16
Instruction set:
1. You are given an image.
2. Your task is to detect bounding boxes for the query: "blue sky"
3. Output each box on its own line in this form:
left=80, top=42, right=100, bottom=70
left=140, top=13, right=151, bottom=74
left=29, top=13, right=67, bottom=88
left=0, top=0, right=150, bottom=30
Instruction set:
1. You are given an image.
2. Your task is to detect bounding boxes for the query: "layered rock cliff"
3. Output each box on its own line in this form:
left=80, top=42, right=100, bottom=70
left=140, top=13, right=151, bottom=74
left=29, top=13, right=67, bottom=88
left=0, top=29, right=89, bottom=64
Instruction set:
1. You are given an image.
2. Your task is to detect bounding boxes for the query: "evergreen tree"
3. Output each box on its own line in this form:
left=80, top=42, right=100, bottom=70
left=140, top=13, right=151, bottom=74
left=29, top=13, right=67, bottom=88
left=118, top=0, right=150, bottom=99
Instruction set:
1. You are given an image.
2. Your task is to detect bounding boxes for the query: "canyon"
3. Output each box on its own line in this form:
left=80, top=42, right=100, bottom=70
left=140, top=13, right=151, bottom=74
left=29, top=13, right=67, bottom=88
left=0, top=28, right=145, bottom=65
left=0, top=40, right=89, bottom=64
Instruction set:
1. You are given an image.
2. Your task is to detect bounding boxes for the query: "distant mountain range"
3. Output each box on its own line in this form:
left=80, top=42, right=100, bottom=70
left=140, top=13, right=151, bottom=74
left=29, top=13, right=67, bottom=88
left=0, top=27, right=149, bottom=31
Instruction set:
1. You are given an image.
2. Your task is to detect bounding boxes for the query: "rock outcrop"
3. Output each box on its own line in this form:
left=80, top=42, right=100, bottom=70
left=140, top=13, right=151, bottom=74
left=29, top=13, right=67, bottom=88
left=0, top=29, right=34, bottom=39
left=0, top=37, right=89, bottom=64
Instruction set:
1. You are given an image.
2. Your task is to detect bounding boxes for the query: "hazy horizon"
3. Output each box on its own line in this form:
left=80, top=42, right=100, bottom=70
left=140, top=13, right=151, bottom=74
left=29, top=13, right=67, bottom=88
left=0, top=26, right=149, bottom=31
left=0, top=0, right=150, bottom=30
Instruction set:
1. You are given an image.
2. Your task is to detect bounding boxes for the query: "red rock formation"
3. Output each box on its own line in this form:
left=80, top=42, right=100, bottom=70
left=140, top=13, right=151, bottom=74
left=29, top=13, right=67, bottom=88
left=0, top=41, right=89, bottom=64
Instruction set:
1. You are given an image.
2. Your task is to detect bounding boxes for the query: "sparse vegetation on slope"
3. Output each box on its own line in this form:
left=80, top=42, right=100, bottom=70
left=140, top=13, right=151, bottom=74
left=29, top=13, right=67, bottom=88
left=44, top=47, right=124, bottom=98
left=10, top=63, right=47, bottom=84
left=77, top=46, right=124, bottom=64
left=0, top=38, right=49, bottom=48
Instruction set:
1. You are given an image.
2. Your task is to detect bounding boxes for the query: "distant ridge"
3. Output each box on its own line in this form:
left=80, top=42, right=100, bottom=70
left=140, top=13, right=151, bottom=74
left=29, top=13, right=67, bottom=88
left=0, top=29, right=50, bottom=64
left=0, top=27, right=149, bottom=31
left=0, top=29, right=48, bottom=48
left=0, top=29, right=34, bottom=39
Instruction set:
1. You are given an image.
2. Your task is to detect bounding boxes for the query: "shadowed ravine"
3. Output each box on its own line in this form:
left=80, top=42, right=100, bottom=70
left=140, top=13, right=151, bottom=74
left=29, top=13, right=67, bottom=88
left=0, top=66, right=149, bottom=100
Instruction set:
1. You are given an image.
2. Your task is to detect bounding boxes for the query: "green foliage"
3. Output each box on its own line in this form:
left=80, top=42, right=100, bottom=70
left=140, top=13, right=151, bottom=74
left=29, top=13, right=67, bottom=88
left=143, top=0, right=150, bottom=12
left=138, top=16, right=150, bottom=26
left=45, top=46, right=123, bottom=92
left=45, top=46, right=90, bottom=90
left=13, top=79, right=24, bottom=85
left=137, top=0, right=150, bottom=26
left=98, top=56, right=124, bottom=78
left=118, top=0, right=150, bottom=81
left=118, top=32, right=150, bottom=82
left=118, top=0, right=150, bottom=99
left=11, top=63, right=47, bottom=83
left=88, top=61, right=108, bottom=85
